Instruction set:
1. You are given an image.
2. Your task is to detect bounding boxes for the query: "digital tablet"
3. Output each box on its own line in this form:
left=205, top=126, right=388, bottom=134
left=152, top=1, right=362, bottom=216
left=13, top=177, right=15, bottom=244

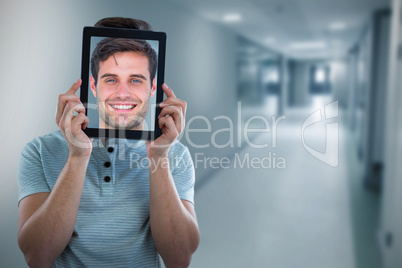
left=80, top=26, right=166, bottom=140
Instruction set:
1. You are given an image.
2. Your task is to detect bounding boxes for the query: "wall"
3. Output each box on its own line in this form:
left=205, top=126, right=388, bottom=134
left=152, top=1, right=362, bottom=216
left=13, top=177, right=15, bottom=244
left=379, top=0, right=402, bottom=267
left=371, top=11, right=390, bottom=166
left=348, top=9, right=391, bottom=189
left=347, top=49, right=358, bottom=130
left=0, top=0, right=237, bottom=266
left=330, top=60, right=349, bottom=109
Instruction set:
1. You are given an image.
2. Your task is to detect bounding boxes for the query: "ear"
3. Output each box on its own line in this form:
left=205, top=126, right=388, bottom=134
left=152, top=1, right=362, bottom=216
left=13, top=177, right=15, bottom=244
left=150, top=77, right=156, bottom=97
left=90, top=75, right=97, bottom=97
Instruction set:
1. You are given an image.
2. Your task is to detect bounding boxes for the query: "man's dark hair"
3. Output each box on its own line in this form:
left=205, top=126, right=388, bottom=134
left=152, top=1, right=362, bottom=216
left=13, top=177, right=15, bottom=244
left=95, top=17, right=153, bottom=31
left=91, top=17, right=157, bottom=86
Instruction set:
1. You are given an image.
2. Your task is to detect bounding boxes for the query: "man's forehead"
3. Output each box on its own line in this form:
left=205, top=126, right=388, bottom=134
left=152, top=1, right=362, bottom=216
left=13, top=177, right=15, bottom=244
left=98, top=51, right=150, bottom=75
left=104, top=51, right=148, bottom=63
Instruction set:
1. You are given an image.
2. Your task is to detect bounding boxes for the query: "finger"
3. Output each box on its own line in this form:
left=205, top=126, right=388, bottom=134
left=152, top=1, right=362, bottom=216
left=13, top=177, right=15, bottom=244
left=165, top=116, right=178, bottom=137
left=162, top=83, right=176, bottom=98
left=56, top=94, right=81, bottom=125
left=66, top=101, right=85, bottom=118
left=71, top=112, right=89, bottom=132
left=71, top=103, right=85, bottom=116
left=160, top=97, right=187, bottom=116
left=81, top=114, right=90, bottom=130
left=59, top=101, right=85, bottom=130
left=160, top=97, right=183, bottom=107
left=57, top=79, right=82, bottom=124
left=66, top=79, right=82, bottom=95
left=158, top=115, right=169, bottom=130
left=158, top=106, right=183, bottom=132
left=158, top=115, right=177, bottom=135
left=158, top=105, right=182, bottom=118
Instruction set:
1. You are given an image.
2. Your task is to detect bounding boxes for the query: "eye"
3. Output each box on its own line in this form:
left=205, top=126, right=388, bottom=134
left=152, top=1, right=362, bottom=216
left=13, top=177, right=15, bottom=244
left=105, top=78, right=116, bottom=83
left=131, top=79, right=141, bottom=84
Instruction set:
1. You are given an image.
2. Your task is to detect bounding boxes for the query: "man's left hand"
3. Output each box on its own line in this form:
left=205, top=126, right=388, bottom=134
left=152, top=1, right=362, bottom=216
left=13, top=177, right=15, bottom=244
left=146, top=83, right=186, bottom=158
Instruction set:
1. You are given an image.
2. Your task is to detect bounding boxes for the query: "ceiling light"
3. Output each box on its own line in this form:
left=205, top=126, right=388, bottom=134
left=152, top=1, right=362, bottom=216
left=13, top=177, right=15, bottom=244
left=329, top=22, right=346, bottom=31
left=223, top=13, right=242, bottom=23
left=290, top=41, right=326, bottom=50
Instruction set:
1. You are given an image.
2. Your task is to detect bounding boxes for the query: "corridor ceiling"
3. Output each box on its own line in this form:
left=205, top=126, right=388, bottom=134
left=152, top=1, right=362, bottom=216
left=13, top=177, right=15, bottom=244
left=165, top=0, right=390, bottom=59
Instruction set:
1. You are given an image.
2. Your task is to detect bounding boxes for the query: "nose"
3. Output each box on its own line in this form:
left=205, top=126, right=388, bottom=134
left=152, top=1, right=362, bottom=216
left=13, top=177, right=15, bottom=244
left=115, top=82, right=131, bottom=98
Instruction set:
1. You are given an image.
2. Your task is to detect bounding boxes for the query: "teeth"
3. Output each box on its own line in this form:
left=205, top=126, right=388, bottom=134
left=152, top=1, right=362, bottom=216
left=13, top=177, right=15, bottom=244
left=111, top=104, right=135, bottom=110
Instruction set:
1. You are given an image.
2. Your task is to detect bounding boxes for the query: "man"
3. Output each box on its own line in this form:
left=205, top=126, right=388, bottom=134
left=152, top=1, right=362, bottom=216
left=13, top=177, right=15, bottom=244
left=17, top=17, right=199, bottom=268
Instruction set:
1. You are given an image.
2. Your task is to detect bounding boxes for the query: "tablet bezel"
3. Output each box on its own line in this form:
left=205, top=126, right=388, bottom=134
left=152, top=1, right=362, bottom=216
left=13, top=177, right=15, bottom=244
left=80, top=26, right=166, bottom=140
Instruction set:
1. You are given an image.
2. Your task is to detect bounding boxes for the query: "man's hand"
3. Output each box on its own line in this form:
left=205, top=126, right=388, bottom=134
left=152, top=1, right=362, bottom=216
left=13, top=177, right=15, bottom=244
left=146, top=83, right=186, bottom=158
left=56, top=79, right=92, bottom=158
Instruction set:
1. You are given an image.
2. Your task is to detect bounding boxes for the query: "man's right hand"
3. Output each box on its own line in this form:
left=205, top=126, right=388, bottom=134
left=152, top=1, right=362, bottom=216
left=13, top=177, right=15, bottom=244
left=56, top=79, right=92, bottom=158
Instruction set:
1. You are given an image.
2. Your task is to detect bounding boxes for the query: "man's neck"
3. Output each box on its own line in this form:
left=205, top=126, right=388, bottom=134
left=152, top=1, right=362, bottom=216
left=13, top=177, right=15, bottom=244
left=98, top=120, right=144, bottom=147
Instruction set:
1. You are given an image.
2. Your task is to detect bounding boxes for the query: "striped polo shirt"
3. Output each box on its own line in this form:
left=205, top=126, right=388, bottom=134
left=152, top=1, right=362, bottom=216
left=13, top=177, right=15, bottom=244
left=17, top=130, right=195, bottom=268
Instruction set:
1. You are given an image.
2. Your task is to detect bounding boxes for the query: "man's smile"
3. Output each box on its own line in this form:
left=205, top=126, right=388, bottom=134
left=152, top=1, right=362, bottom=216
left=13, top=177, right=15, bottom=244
left=108, top=103, right=137, bottom=111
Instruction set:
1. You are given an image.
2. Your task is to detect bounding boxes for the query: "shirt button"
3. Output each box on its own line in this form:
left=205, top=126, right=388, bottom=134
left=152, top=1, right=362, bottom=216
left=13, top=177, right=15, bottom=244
left=107, top=147, right=114, bottom=153
left=104, top=176, right=111, bottom=183
left=104, top=162, right=111, bottom=168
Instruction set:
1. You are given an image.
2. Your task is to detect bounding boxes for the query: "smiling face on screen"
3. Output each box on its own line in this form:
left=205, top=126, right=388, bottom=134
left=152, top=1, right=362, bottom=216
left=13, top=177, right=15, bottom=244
left=90, top=51, right=156, bottom=130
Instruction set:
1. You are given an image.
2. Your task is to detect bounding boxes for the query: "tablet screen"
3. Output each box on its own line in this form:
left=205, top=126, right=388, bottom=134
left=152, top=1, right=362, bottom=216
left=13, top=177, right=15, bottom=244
left=80, top=27, right=166, bottom=140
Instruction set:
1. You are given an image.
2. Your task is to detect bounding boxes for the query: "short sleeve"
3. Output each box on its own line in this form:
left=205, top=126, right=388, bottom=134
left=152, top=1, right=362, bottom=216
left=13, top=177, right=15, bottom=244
left=170, top=144, right=195, bottom=205
left=17, top=140, right=51, bottom=205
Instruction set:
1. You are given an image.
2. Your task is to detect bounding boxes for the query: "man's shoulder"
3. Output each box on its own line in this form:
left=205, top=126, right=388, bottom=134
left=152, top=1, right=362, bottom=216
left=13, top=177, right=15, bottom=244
left=19, top=130, right=69, bottom=175
left=30, top=130, right=65, bottom=145
left=23, top=130, right=67, bottom=153
left=169, top=140, right=191, bottom=156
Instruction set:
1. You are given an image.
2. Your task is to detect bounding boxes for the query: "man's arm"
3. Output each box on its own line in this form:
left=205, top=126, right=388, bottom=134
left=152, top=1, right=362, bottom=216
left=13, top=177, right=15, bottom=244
left=17, top=79, right=92, bottom=268
left=149, top=158, right=199, bottom=268
left=146, top=84, right=200, bottom=268
left=18, top=156, right=89, bottom=267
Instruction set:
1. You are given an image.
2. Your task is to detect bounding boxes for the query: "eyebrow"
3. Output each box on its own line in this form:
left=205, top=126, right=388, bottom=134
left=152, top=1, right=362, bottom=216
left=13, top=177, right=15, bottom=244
left=100, top=73, right=148, bottom=81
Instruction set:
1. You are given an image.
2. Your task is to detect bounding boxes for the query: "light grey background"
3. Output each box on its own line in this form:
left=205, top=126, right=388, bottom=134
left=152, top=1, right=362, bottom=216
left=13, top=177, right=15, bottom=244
left=0, top=0, right=237, bottom=267
left=87, top=37, right=158, bottom=131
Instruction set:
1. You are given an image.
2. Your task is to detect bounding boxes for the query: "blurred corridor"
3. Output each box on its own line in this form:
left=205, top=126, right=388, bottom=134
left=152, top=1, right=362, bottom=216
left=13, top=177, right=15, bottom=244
left=191, top=106, right=381, bottom=268
left=192, top=109, right=357, bottom=268
left=1, top=0, right=402, bottom=267
left=172, top=0, right=400, bottom=267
